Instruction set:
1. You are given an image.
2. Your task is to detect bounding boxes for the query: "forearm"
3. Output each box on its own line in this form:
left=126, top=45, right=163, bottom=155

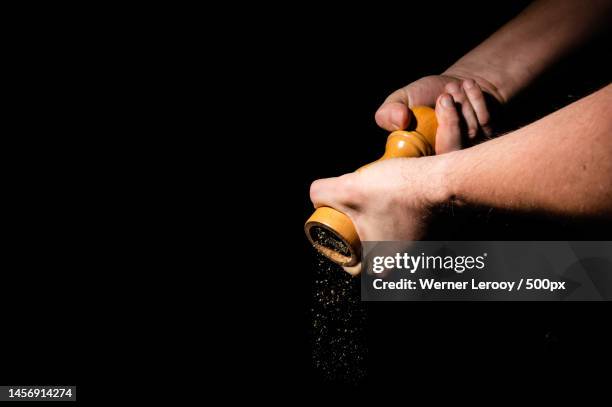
left=444, top=0, right=612, bottom=103
left=432, top=84, right=612, bottom=218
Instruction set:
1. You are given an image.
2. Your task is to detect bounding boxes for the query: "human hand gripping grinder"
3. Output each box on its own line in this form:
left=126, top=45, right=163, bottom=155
left=304, top=106, right=438, bottom=273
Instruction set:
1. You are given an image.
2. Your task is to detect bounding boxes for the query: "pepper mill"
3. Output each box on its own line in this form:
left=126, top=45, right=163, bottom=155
left=304, top=106, right=438, bottom=267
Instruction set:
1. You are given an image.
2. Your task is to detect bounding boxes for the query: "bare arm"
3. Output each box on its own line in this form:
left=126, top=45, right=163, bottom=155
left=445, top=0, right=612, bottom=103
left=311, top=85, right=612, bottom=248
left=376, top=0, right=612, bottom=152
left=440, top=84, right=612, bottom=217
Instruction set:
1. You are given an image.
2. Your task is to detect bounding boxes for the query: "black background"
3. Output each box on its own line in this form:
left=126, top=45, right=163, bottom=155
left=2, top=1, right=611, bottom=401
left=246, top=0, right=612, bottom=397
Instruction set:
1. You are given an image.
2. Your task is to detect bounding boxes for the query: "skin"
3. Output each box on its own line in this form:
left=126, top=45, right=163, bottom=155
left=311, top=0, right=612, bottom=274
left=312, top=84, right=612, bottom=274
left=376, top=0, right=612, bottom=154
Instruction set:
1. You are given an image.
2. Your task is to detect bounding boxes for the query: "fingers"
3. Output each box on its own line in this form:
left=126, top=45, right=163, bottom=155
left=375, top=88, right=412, bottom=131
left=375, top=103, right=411, bottom=131
left=462, top=79, right=493, bottom=137
left=435, top=93, right=463, bottom=154
left=444, top=81, right=479, bottom=139
left=376, top=76, right=494, bottom=142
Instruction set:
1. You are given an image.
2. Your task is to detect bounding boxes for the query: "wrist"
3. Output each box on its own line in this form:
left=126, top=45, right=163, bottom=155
left=443, top=62, right=516, bottom=105
left=421, top=153, right=458, bottom=210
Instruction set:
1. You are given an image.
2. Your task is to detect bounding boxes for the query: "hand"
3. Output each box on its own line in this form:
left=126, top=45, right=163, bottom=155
left=375, top=74, right=502, bottom=154
left=310, top=157, right=445, bottom=241
left=310, top=157, right=448, bottom=273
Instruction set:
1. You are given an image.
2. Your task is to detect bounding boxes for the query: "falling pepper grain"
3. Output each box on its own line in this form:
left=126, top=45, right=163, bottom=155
left=311, top=226, right=351, bottom=256
left=311, top=252, right=367, bottom=383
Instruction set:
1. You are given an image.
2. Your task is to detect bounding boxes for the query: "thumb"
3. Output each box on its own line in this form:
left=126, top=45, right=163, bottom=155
left=434, top=93, right=464, bottom=154
left=375, top=88, right=412, bottom=131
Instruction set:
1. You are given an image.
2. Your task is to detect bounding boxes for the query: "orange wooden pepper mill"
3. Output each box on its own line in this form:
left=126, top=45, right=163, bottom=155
left=304, top=106, right=438, bottom=267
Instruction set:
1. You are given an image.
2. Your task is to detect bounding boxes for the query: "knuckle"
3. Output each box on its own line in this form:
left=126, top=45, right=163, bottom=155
left=339, top=173, right=365, bottom=207
left=384, top=87, right=408, bottom=104
left=442, top=111, right=460, bottom=125
left=338, top=173, right=357, bottom=197
left=445, top=81, right=460, bottom=94
left=471, top=85, right=484, bottom=97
